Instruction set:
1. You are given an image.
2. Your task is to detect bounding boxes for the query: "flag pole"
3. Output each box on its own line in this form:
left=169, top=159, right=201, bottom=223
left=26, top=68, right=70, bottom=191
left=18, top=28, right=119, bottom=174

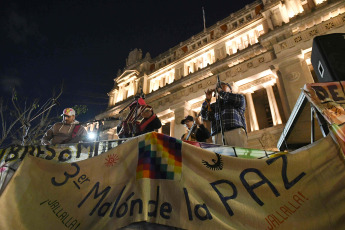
left=202, top=7, right=206, bottom=32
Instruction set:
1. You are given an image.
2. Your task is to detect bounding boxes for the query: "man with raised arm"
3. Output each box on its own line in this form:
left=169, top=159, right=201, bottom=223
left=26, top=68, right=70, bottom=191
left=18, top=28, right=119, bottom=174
left=200, top=82, right=247, bottom=147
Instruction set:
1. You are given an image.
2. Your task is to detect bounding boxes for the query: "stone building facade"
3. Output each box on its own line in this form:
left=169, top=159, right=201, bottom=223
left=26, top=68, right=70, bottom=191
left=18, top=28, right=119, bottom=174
left=94, top=0, right=345, bottom=150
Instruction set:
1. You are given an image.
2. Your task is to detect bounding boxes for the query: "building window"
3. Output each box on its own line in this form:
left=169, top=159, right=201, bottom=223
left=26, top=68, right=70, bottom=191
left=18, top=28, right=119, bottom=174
left=123, top=89, right=128, bottom=100
left=273, top=85, right=285, bottom=123
left=175, top=67, right=183, bottom=78
left=184, top=50, right=214, bottom=74
left=243, top=36, right=249, bottom=49
left=162, top=77, right=166, bottom=87
left=149, top=69, right=175, bottom=92
left=253, top=88, right=273, bottom=129
left=162, top=122, right=170, bottom=136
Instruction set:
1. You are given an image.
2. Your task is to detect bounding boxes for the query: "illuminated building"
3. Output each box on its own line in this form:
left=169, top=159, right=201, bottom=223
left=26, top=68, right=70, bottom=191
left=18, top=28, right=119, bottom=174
left=95, top=0, right=345, bottom=150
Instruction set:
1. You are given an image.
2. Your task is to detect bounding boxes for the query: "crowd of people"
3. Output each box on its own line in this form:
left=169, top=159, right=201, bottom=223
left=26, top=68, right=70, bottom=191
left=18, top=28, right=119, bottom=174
left=41, top=81, right=247, bottom=148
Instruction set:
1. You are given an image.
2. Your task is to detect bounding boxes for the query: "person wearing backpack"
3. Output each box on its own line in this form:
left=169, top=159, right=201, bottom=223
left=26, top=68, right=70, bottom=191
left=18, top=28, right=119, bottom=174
left=41, top=108, right=87, bottom=145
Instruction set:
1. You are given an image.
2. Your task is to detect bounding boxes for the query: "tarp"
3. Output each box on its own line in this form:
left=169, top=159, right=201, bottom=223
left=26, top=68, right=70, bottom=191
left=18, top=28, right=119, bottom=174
left=0, top=132, right=345, bottom=229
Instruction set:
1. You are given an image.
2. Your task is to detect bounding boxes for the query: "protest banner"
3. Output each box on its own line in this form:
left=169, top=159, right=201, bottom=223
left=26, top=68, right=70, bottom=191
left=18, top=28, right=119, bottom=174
left=0, top=132, right=344, bottom=229
left=0, top=138, right=273, bottom=195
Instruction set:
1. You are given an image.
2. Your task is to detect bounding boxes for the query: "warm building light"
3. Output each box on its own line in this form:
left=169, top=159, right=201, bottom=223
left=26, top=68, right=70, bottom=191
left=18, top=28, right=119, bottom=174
left=188, top=95, right=205, bottom=105
left=242, top=88, right=254, bottom=94
left=256, top=24, right=264, bottom=34
left=116, top=91, right=123, bottom=102
left=184, top=50, right=214, bottom=75
left=301, top=47, right=312, bottom=56
left=314, top=0, right=326, bottom=4
left=288, top=8, right=296, bottom=18
left=127, top=83, right=135, bottom=97
left=236, top=70, right=273, bottom=86
left=149, top=69, right=175, bottom=92
left=164, top=117, right=175, bottom=124
left=262, top=79, right=276, bottom=88
left=192, top=108, right=201, bottom=113
left=159, top=109, right=173, bottom=116
left=225, top=26, right=263, bottom=56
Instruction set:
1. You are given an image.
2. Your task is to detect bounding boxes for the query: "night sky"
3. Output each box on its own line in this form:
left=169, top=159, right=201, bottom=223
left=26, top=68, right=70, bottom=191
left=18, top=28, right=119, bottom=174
left=1, top=0, right=254, bottom=122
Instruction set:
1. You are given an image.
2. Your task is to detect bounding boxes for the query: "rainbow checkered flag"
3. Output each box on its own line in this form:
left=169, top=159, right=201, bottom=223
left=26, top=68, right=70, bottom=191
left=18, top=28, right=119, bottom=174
left=136, top=132, right=182, bottom=180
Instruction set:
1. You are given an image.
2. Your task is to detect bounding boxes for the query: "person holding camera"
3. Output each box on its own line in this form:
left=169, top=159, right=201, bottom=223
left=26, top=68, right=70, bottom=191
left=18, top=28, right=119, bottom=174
left=180, top=115, right=210, bottom=142
left=200, top=82, right=247, bottom=147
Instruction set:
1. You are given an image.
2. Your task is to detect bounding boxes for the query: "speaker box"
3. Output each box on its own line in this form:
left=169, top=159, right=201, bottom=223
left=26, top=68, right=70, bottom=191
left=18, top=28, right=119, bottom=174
left=311, top=33, right=345, bottom=82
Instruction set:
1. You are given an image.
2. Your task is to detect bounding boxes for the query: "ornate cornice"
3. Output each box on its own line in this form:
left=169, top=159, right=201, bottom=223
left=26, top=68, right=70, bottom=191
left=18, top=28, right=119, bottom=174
left=238, top=75, right=277, bottom=93
left=274, top=13, right=345, bottom=55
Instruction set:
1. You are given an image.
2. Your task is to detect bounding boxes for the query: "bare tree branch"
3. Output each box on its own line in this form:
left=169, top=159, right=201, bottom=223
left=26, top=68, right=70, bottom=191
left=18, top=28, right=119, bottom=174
left=0, top=85, right=64, bottom=147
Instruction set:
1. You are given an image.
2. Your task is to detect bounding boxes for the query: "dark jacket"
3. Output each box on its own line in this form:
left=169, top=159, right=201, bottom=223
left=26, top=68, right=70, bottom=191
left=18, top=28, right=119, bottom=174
left=181, top=124, right=210, bottom=142
left=201, top=91, right=246, bottom=136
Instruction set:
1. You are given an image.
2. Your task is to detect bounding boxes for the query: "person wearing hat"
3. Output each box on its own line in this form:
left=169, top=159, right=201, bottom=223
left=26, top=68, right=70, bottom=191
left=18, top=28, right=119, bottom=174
left=41, top=108, right=87, bottom=145
left=180, top=115, right=210, bottom=142
left=200, top=81, right=247, bottom=147
left=117, top=104, right=162, bottom=138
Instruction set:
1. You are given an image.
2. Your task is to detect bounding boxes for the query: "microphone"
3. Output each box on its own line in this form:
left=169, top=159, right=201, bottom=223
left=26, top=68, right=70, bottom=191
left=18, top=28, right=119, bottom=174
left=86, top=117, right=121, bottom=124
left=215, top=75, right=223, bottom=98
left=140, top=86, right=145, bottom=99
left=216, top=75, right=222, bottom=90
left=104, top=117, right=120, bottom=121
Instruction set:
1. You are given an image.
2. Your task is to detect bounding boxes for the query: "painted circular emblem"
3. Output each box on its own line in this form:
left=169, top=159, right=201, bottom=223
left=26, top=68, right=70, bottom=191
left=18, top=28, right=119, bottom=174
left=287, top=72, right=300, bottom=82
left=105, top=153, right=119, bottom=167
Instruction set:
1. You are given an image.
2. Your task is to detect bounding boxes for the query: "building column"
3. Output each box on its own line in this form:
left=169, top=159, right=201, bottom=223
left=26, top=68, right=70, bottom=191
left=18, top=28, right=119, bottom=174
left=113, top=89, right=118, bottom=105
left=279, top=3, right=290, bottom=23
left=171, top=102, right=192, bottom=139
left=117, top=86, right=124, bottom=102
left=245, top=93, right=259, bottom=131
left=265, top=84, right=282, bottom=126
left=170, top=119, right=175, bottom=137
left=142, top=74, right=149, bottom=94
left=278, top=57, right=314, bottom=112
left=108, top=94, right=114, bottom=107
left=129, top=80, right=135, bottom=96
left=262, top=11, right=274, bottom=30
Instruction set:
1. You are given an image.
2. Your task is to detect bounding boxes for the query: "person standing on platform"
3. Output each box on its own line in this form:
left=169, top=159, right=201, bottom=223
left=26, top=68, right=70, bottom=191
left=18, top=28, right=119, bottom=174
left=117, top=105, right=162, bottom=138
left=41, top=108, right=87, bottom=145
left=200, top=82, right=247, bottom=147
left=180, top=115, right=210, bottom=142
